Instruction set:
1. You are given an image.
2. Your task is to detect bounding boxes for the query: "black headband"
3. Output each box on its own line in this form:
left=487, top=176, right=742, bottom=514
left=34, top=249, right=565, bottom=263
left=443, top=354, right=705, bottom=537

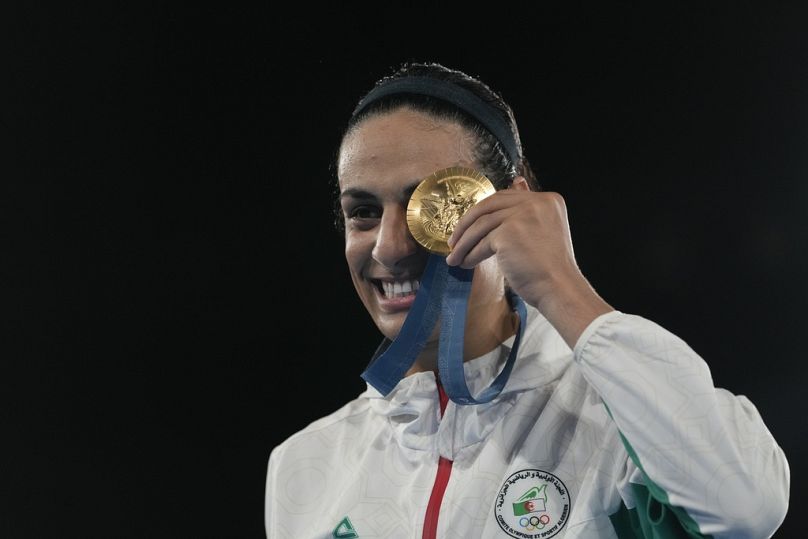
left=351, top=76, right=521, bottom=166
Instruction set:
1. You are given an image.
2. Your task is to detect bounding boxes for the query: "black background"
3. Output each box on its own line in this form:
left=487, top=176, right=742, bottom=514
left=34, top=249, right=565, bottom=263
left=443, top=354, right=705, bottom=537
left=4, top=3, right=807, bottom=538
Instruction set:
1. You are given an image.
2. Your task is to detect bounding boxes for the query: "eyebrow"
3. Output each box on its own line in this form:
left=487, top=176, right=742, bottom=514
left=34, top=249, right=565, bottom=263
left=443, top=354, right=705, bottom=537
left=339, top=180, right=422, bottom=204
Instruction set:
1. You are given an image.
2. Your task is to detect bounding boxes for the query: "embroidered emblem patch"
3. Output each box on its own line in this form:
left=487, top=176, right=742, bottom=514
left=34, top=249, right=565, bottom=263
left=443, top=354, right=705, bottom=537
left=332, top=516, right=359, bottom=538
left=494, top=469, right=571, bottom=538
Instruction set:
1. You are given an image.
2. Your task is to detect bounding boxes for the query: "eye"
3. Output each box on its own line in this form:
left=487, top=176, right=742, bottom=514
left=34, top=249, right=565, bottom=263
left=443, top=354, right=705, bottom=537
left=348, top=205, right=382, bottom=220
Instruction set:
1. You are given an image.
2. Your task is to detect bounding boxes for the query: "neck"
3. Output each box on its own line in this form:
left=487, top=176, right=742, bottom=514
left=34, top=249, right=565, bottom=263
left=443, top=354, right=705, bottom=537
left=405, top=295, right=517, bottom=376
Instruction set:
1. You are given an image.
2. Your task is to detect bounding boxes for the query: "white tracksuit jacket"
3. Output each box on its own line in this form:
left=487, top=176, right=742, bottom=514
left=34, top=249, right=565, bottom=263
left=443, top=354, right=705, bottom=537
left=265, top=308, right=790, bottom=538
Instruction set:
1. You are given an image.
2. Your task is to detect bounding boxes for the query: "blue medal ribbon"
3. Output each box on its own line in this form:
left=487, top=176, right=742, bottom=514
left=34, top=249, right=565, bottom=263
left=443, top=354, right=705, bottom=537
left=360, top=253, right=527, bottom=405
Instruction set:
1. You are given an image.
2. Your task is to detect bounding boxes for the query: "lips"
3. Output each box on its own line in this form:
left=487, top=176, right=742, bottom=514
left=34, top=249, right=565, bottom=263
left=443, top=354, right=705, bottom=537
left=378, top=278, right=420, bottom=298
left=370, top=277, right=422, bottom=313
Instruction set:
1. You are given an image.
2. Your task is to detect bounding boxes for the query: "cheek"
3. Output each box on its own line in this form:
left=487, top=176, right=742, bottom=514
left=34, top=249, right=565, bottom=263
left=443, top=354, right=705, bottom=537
left=344, top=234, right=377, bottom=308
left=470, top=257, right=504, bottom=299
left=344, top=233, right=370, bottom=275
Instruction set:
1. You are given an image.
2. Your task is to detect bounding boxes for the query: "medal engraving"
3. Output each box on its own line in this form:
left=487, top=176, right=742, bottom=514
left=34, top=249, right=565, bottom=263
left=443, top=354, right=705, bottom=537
left=407, top=167, right=496, bottom=255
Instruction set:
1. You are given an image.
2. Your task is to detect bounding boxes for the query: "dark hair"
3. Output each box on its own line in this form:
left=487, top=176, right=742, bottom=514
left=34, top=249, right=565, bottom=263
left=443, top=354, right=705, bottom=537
left=332, top=61, right=540, bottom=231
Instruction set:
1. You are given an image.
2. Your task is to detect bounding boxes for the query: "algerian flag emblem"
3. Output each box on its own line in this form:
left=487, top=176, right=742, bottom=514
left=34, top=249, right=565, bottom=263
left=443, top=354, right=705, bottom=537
left=512, top=484, right=548, bottom=516
left=495, top=469, right=570, bottom=538
left=332, top=516, right=359, bottom=538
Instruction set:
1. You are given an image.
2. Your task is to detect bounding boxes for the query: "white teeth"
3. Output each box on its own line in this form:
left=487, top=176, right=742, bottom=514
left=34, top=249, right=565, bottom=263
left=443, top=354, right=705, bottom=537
left=381, top=279, right=420, bottom=298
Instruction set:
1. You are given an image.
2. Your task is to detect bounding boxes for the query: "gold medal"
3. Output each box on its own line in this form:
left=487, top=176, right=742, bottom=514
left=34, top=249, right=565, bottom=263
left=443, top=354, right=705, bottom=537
left=407, top=166, right=496, bottom=255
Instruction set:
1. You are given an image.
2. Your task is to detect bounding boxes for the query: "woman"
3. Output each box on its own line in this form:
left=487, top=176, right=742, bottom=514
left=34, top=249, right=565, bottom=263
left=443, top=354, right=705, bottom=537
left=265, top=62, right=789, bottom=538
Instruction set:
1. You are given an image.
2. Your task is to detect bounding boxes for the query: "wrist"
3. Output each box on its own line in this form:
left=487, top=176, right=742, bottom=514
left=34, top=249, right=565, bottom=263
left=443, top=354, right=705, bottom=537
left=533, top=270, right=614, bottom=349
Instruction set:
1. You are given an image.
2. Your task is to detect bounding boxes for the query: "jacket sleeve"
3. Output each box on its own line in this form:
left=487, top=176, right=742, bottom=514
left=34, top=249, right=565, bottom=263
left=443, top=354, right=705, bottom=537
left=573, top=310, right=790, bottom=539
left=265, top=447, right=278, bottom=539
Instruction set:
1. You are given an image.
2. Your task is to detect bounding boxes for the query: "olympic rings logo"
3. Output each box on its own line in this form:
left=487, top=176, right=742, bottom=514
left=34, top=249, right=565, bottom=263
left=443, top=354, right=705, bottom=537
left=518, top=514, right=551, bottom=530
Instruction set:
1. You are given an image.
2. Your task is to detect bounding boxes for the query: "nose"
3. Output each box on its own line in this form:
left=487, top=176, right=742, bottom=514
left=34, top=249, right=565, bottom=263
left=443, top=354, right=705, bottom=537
left=371, top=205, right=419, bottom=270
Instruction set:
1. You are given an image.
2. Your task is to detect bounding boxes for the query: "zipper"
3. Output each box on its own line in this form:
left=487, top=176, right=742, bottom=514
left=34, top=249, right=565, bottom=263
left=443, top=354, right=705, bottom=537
left=422, top=382, right=453, bottom=539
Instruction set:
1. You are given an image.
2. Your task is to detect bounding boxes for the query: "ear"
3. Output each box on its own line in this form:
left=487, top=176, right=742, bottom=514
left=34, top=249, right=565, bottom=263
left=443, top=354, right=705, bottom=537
left=508, top=176, right=530, bottom=191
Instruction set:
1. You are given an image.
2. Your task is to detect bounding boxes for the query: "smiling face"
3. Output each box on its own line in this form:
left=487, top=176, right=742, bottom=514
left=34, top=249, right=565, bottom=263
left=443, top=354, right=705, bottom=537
left=337, top=107, right=512, bottom=359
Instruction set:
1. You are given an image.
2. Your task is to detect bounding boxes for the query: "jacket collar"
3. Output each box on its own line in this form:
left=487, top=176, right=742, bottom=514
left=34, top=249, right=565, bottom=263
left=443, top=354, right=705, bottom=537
left=360, top=305, right=573, bottom=459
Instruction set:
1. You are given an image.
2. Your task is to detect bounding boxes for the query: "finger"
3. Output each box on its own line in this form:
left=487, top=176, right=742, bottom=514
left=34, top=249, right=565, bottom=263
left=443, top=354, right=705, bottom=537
left=446, top=205, right=520, bottom=266
left=446, top=211, right=502, bottom=266
left=454, top=235, right=496, bottom=269
left=448, top=190, right=523, bottom=248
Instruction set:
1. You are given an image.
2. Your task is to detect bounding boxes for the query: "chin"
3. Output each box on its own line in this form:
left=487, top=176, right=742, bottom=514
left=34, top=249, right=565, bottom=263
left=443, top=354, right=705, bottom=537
left=376, top=314, right=407, bottom=341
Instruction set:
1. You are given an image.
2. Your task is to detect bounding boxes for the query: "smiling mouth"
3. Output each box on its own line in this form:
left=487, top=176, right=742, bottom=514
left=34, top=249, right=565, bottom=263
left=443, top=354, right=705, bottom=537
left=373, top=278, right=421, bottom=299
